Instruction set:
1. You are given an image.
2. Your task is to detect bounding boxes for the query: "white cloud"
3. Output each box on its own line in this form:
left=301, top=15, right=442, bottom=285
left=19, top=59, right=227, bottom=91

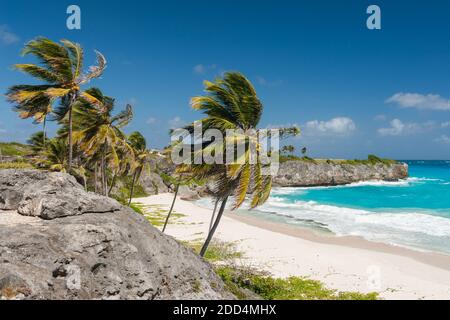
left=255, top=76, right=283, bottom=87
left=168, top=117, right=186, bottom=129
left=377, top=119, right=436, bottom=136
left=193, top=64, right=217, bottom=75
left=386, top=92, right=450, bottom=111
left=441, top=121, right=450, bottom=128
left=146, top=117, right=157, bottom=125
left=435, top=135, right=450, bottom=144
left=378, top=119, right=408, bottom=136
left=304, top=117, right=356, bottom=135
left=374, top=114, right=386, bottom=121
left=0, top=25, right=19, bottom=45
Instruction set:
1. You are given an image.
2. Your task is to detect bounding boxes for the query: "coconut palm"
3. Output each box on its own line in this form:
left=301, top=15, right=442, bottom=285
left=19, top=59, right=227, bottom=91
left=127, top=131, right=152, bottom=205
left=71, top=88, right=133, bottom=196
left=6, top=37, right=106, bottom=171
left=179, top=72, right=279, bottom=256
left=160, top=172, right=201, bottom=233
left=27, top=131, right=46, bottom=154
left=37, top=137, right=68, bottom=172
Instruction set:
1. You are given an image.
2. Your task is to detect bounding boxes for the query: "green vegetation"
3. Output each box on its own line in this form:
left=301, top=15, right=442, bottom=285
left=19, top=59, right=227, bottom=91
left=184, top=239, right=378, bottom=300
left=5, top=37, right=156, bottom=207
left=187, top=240, right=243, bottom=262
left=0, top=142, right=31, bottom=157
left=216, top=266, right=378, bottom=300
left=281, top=154, right=397, bottom=166
left=6, top=38, right=106, bottom=171
left=131, top=202, right=185, bottom=227
left=0, top=162, right=34, bottom=170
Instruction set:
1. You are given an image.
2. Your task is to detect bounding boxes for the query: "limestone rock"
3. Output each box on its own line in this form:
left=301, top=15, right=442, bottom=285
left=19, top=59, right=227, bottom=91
left=0, top=169, right=233, bottom=300
left=273, top=161, right=409, bottom=187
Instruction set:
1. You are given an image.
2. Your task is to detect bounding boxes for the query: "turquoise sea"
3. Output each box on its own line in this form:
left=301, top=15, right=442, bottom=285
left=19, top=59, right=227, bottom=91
left=250, top=160, right=450, bottom=254
left=199, top=160, right=450, bottom=254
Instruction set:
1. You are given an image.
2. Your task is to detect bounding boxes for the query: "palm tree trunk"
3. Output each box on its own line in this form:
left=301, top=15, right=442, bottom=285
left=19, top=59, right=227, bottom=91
left=68, top=105, right=73, bottom=172
left=101, top=149, right=107, bottom=196
left=200, top=196, right=229, bottom=257
left=209, top=199, right=219, bottom=232
left=162, top=184, right=179, bottom=233
left=108, top=172, right=117, bottom=196
left=94, top=163, right=98, bottom=193
left=128, top=170, right=138, bottom=206
left=42, top=116, right=47, bottom=148
left=103, top=162, right=108, bottom=196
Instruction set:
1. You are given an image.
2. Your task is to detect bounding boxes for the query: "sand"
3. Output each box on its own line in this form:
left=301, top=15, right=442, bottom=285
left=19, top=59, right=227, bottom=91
left=134, top=193, right=450, bottom=300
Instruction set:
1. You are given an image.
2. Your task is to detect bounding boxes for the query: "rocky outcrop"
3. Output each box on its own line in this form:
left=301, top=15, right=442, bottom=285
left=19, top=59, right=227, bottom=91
left=0, top=170, right=121, bottom=220
left=134, top=153, right=174, bottom=196
left=273, top=161, right=408, bottom=187
left=0, top=169, right=233, bottom=300
left=139, top=172, right=169, bottom=195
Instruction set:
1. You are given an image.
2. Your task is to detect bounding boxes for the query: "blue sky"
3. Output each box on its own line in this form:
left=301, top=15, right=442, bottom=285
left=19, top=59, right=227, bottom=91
left=1, top=0, right=449, bottom=159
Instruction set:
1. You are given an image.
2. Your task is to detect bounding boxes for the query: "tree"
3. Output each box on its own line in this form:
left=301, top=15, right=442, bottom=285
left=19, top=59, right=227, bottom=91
left=127, top=132, right=152, bottom=205
left=6, top=37, right=106, bottom=171
left=160, top=172, right=201, bottom=233
left=180, top=72, right=276, bottom=257
left=282, top=145, right=295, bottom=155
left=27, top=131, right=46, bottom=154
left=71, top=88, right=133, bottom=196
left=37, top=137, right=68, bottom=172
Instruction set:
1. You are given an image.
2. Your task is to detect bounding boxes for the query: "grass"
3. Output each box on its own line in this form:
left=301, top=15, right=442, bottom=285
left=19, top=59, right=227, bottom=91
left=281, top=154, right=397, bottom=166
left=0, top=162, right=34, bottom=169
left=186, top=240, right=243, bottom=262
left=0, top=142, right=31, bottom=157
left=215, top=266, right=379, bottom=301
left=182, top=239, right=379, bottom=301
left=131, top=202, right=185, bottom=227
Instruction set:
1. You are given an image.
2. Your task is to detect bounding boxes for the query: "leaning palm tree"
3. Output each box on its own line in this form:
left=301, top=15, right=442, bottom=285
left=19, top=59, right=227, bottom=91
left=160, top=171, right=201, bottom=233
left=71, top=88, right=133, bottom=196
left=127, top=131, right=152, bottom=205
left=179, top=72, right=281, bottom=257
left=6, top=37, right=106, bottom=171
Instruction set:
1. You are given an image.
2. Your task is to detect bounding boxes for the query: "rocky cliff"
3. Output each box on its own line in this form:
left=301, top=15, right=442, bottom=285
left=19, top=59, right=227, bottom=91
left=0, top=170, right=233, bottom=300
left=273, top=161, right=408, bottom=187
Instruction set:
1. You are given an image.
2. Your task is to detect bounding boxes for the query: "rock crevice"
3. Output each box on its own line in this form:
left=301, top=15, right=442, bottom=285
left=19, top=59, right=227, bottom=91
left=0, top=170, right=233, bottom=300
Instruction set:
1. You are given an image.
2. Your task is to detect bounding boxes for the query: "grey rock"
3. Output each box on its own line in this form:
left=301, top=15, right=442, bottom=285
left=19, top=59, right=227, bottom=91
left=0, top=170, right=121, bottom=219
left=273, top=161, right=408, bottom=187
left=177, top=185, right=200, bottom=201
left=0, top=169, right=234, bottom=300
left=139, top=171, right=169, bottom=195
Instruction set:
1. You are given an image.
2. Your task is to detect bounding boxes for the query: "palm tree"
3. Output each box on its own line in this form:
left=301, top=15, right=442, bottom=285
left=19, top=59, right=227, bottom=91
left=282, top=145, right=295, bottom=156
left=71, top=88, right=133, bottom=196
left=160, top=172, right=201, bottom=233
left=179, top=72, right=277, bottom=257
left=37, top=137, right=68, bottom=172
left=127, top=132, right=152, bottom=205
left=27, top=131, right=46, bottom=154
left=6, top=37, right=106, bottom=171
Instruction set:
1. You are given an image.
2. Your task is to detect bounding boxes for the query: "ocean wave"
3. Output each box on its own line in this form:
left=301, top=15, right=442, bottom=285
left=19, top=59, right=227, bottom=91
left=270, top=177, right=443, bottom=194
left=408, top=177, right=443, bottom=182
left=256, top=197, right=450, bottom=238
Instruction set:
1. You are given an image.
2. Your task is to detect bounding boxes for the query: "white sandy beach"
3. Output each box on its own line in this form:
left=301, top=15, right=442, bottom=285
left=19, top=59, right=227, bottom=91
left=134, top=193, right=450, bottom=300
